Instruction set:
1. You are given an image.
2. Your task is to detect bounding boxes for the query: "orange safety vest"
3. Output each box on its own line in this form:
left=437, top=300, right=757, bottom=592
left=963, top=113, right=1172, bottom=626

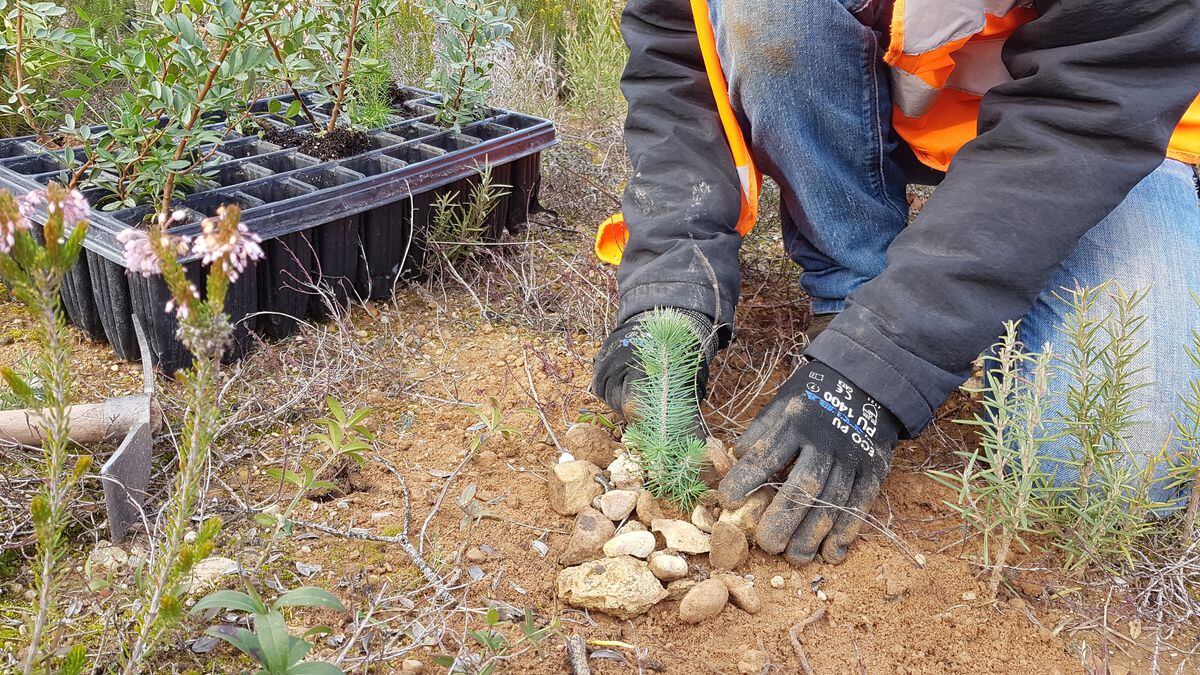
left=595, top=0, right=1200, bottom=265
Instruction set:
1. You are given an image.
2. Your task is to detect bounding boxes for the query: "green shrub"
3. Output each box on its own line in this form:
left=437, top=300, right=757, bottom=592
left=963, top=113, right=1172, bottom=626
left=559, top=0, right=624, bottom=118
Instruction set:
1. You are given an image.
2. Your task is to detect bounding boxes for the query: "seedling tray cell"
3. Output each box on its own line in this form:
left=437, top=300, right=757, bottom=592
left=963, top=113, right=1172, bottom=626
left=1, top=86, right=555, bottom=370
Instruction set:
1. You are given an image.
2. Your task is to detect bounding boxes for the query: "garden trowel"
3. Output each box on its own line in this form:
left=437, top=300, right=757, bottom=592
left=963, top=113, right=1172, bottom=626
left=0, top=318, right=160, bottom=541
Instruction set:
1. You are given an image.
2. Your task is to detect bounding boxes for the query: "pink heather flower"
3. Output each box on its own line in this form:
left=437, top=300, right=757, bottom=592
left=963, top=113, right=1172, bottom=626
left=191, top=205, right=263, bottom=282
left=0, top=192, right=33, bottom=255
left=117, top=229, right=161, bottom=277
left=165, top=283, right=198, bottom=320
left=17, top=190, right=43, bottom=220
left=0, top=212, right=31, bottom=254
left=58, top=189, right=90, bottom=227
left=20, top=186, right=91, bottom=228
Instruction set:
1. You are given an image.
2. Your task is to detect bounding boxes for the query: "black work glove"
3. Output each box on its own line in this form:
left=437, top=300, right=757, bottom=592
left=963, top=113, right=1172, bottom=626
left=591, top=309, right=717, bottom=418
left=718, top=359, right=901, bottom=566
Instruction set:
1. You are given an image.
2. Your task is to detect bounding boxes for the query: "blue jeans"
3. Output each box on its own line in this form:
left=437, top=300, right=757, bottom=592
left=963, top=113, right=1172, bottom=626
left=709, top=0, right=1200, bottom=505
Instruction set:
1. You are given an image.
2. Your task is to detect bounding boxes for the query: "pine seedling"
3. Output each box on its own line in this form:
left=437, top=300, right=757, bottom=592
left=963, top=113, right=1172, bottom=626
left=931, top=321, right=1063, bottom=596
left=622, top=309, right=709, bottom=510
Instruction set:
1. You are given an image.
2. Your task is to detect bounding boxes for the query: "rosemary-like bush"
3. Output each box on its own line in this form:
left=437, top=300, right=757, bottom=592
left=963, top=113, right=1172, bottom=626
left=937, top=282, right=1197, bottom=595
left=428, top=165, right=508, bottom=263
left=622, top=309, right=709, bottom=510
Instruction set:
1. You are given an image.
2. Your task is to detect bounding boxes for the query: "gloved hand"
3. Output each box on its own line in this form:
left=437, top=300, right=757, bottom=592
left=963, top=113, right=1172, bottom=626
left=591, top=309, right=717, bottom=418
left=718, top=359, right=901, bottom=565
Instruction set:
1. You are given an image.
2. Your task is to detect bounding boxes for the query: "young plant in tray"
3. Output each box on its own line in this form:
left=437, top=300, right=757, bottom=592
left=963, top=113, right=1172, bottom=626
left=68, top=0, right=276, bottom=212
left=422, top=0, right=518, bottom=128
left=622, top=308, right=710, bottom=510
left=266, top=0, right=399, bottom=151
left=0, top=0, right=90, bottom=137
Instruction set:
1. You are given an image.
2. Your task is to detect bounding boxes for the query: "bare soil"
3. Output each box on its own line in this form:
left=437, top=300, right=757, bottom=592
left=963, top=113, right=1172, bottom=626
left=261, top=125, right=372, bottom=161
left=1, top=137, right=1193, bottom=673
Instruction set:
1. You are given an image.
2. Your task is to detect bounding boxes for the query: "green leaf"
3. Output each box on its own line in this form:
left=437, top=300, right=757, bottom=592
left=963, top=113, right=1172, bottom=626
left=206, top=624, right=262, bottom=662
left=266, top=467, right=306, bottom=489
left=192, top=590, right=266, bottom=615
left=1, top=367, right=38, bottom=406
left=287, top=662, right=343, bottom=675
left=302, top=625, right=334, bottom=638
left=254, top=513, right=279, bottom=528
left=286, top=635, right=311, bottom=667
left=272, top=587, right=347, bottom=612
left=254, top=611, right=291, bottom=673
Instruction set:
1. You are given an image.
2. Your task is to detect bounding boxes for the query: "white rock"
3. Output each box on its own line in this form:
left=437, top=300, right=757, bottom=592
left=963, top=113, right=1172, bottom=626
left=679, top=579, right=728, bottom=623
left=189, top=557, right=240, bottom=592
left=717, top=488, right=775, bottom=533
left=648, top=551, right=689, bottom=582
left=770, top=576, right=785, bottom=589
left=599, top=490, right=639, bottom=521
left=557, top=556, right=668, bottom=619
left=651, top=519, right=712, bottom=555
left=616, top=520, right=648, bottom=535
left=86, top=542, right=128, bottom=575
left=549, top=460, right=604, bottom=516
left=691, top=505, right=716, bottom=533
left=607, top=454, right=645, bottom=490
left=602, top=531, right=656, bottom=558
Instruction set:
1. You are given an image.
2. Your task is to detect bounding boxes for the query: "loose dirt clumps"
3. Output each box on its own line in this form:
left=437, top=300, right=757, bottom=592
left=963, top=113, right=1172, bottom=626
left=260, top=125, right=371, bottom=161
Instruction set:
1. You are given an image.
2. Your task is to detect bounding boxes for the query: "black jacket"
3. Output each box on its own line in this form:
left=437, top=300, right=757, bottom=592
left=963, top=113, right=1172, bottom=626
left=615, top=0, right=1200, bottom=436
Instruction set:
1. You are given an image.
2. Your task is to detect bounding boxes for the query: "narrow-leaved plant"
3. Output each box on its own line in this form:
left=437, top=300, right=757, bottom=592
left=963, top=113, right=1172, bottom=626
left=116, top=204, right=264, bottom=671
left=930, top=321, right=1062, bottom=596
left=0, top=183, right=91, bottom=674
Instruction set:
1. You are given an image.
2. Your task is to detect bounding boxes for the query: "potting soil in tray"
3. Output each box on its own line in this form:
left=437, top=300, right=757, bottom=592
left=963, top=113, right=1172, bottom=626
left=0, top=86, right=556, bottom=371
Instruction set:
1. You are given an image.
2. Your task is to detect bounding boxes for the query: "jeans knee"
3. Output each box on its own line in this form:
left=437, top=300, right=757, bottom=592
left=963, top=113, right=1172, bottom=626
left=712, top=0, right=882, bottom=80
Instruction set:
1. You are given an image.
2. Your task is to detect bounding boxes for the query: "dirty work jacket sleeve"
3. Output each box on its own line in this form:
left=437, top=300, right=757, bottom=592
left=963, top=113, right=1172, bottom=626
left=806, top=0, right=1200, bottom=437
left=615, top=0, right=745, bottom=345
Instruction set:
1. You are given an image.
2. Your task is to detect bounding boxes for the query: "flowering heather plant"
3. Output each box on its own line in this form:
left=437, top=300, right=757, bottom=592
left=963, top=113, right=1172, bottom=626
left=115, top=204, right=261, bottom=672
left=192, top=205, right=265, bottom=283
left=0, top=183, right=92, bottom=674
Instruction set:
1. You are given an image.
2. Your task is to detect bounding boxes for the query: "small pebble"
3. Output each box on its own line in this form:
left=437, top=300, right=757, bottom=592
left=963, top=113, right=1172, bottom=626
left=770, top=576, right=785, bottom=589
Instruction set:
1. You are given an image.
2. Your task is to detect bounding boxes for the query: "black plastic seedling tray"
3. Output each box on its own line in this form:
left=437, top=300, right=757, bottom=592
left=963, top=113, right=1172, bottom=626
left=0, top=87, right=556, bottom=371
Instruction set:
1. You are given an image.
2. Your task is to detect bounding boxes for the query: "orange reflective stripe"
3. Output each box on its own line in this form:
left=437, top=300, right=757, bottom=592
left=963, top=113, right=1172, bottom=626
left=594, top=0, right=761, bottom=266
left=691, top=0, right=760, bottom=237
left=1169, top=97, right=1200, bottom=166
left=889, top=0, right=1200, bottom=169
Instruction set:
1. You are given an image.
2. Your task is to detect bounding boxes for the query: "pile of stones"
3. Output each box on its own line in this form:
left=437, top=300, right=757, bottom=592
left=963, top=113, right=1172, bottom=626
left=550, top=424, right=776, bottom=623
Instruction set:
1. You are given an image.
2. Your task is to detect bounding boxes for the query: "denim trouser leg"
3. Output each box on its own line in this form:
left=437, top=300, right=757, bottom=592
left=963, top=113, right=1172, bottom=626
left=1017, top=159, right=1200, bottom=507
left=708, top=0, right=909, bottom=315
